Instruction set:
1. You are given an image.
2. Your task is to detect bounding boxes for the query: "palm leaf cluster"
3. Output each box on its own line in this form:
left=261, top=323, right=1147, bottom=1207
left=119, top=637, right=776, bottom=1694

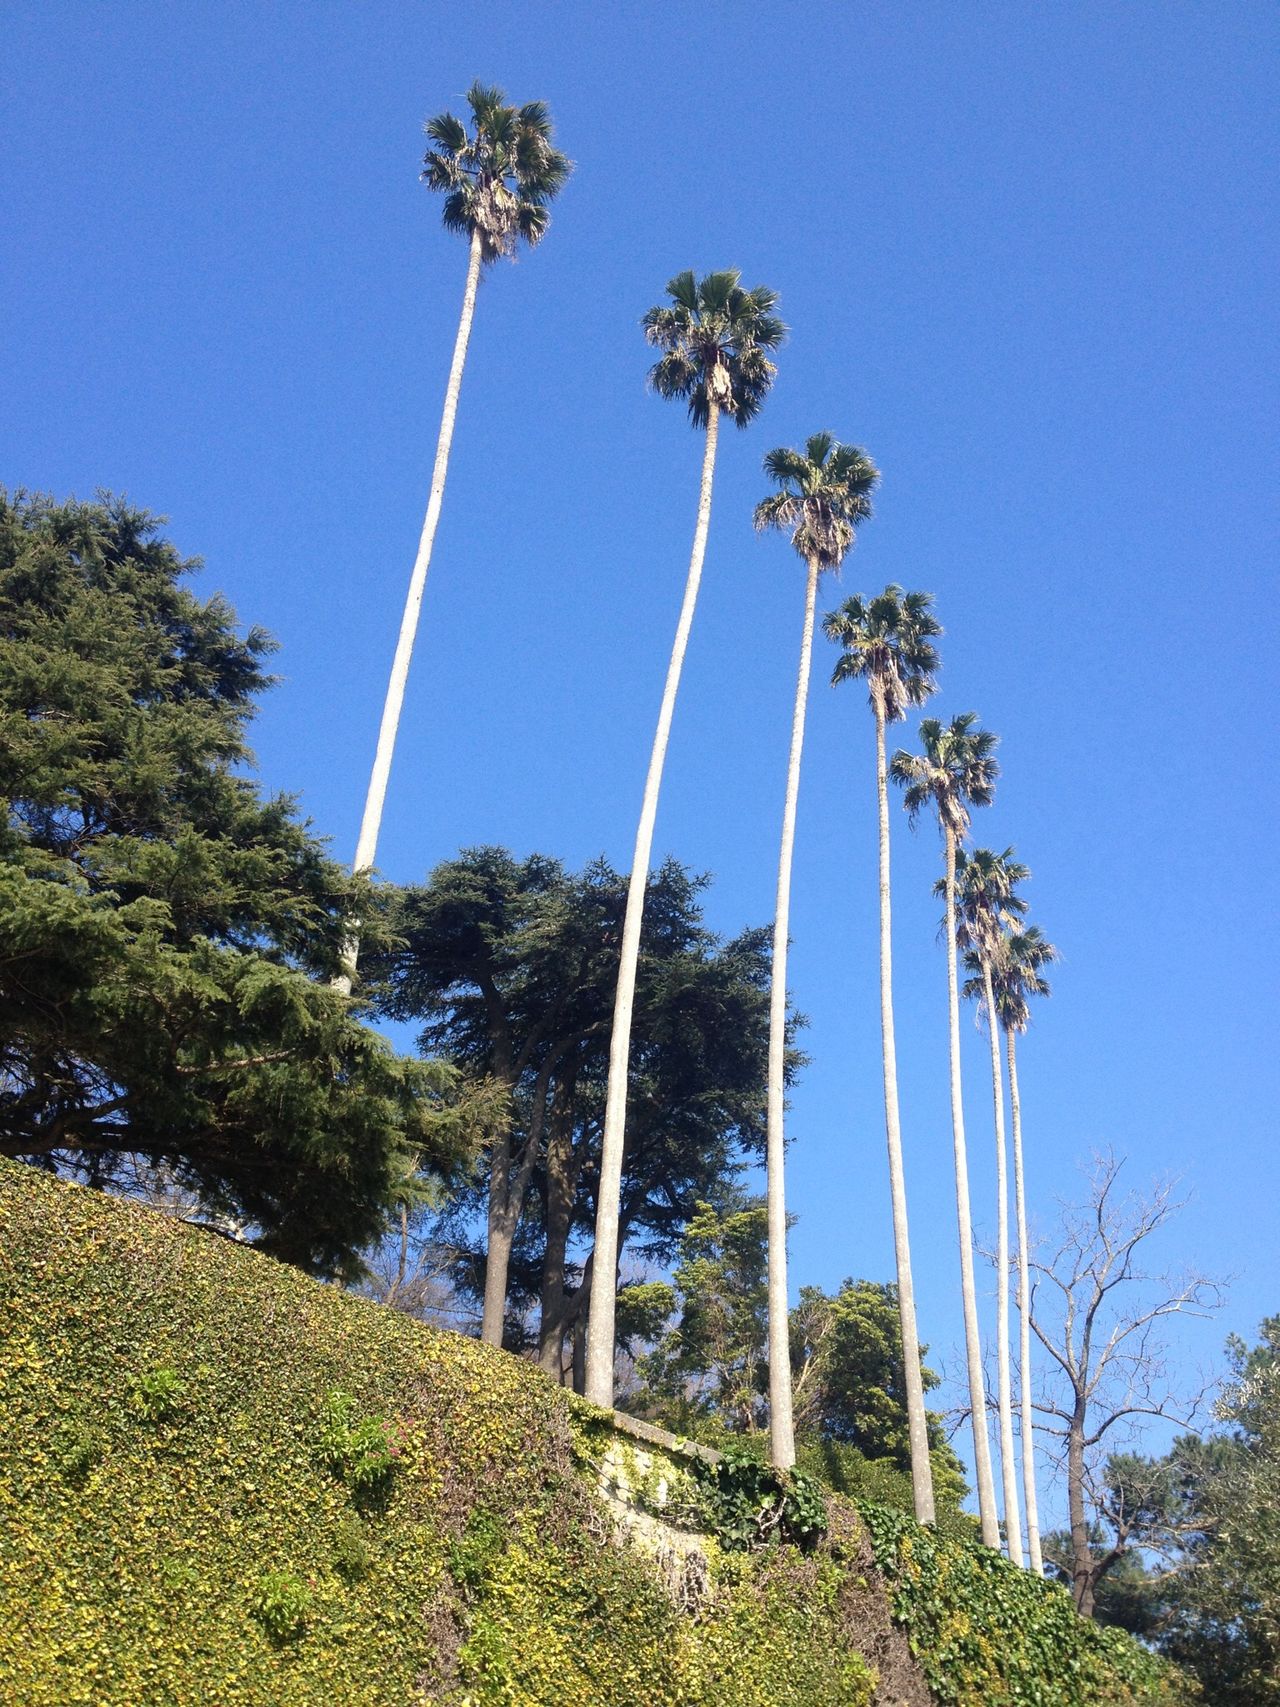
left=825, top=586, right=941, bottom=723
left=422, top=81, right=571, bottom=261
left=643, top=269, right=785, bottom=429
left=754, top=433, right=880, bottom=568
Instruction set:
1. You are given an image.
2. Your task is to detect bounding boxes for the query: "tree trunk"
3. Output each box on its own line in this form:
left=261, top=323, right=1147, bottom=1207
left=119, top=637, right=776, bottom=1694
left=945, top=828, right=1001, bottom=1546
left=480, top=1053, right=556, bottom=1345
left=335, top=227, right=485, bottom=990
left=584, top=403, right=722, bottom=1407
left=1067, top=1398, right=1095, bottom=1615
left=1008, top=1026, right=1044, bottom=1573
left=983, top=960, right=1024, bottom=1564
left=537, top=1097, right=580, bottom=1374
left=572, top=1250, right=594, bottom=1396
left=875, top=708, right=937, bottom=1524
left=764, top=553, right=821, bottom=1469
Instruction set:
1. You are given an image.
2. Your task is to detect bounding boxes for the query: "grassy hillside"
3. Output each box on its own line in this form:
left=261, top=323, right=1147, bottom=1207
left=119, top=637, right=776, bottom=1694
left=0, top=1161, right=1188, bottom=1705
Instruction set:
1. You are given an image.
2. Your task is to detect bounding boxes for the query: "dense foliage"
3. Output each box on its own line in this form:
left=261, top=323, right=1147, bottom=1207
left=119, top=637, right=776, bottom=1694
left=1078, top=1321, right=1280, bottom=1702
left=0, top=492, right=487, bottom=1274
left=630, top=1196, right=969, bottom=1522
left=369, top=848, right=789, bottom=1360
left=0, top=1158, right=1185, bottom=1706
left=859, top=1502, right=1192, bottom=1705
left=0, top=1158, right=874, bottom=1705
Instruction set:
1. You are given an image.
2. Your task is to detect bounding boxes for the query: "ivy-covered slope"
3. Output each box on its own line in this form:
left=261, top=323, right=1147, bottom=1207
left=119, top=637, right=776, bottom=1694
left=0, top=1160, right=1187, bottom=1706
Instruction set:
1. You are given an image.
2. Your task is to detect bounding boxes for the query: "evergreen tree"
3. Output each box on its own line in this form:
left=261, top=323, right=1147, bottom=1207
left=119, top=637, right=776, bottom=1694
left=0, top=492, right=486, bottom=1275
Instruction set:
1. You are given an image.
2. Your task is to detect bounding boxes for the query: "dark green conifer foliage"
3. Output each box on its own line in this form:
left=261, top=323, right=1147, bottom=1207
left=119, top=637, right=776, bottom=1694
left=0, top=491, right=480, bottom=1275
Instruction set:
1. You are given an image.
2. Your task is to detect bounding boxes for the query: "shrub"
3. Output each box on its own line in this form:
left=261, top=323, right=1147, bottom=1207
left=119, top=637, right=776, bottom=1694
left=858, top=1501, right=1194, bottom=1705
left=250, top=1571, right=312, bottom=1642
left=331, top=1514, right=370, bottom=1582
left=317, top=1389, right=397, bottom=1500
left=693, top=1442, right=828, bottom=1552
left=53, top=1418, right=107, bottom=1481
left=129, top=1366, right=184, bottom=1424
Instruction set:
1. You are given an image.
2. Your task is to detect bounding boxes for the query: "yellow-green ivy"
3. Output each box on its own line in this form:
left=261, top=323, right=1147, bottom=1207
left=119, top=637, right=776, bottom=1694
left=858, top=1504, right=1195, bottom=1705
left=0, top=1160, right=1188, bottom=1706
left=0, top=1161, right=872, bottom=1706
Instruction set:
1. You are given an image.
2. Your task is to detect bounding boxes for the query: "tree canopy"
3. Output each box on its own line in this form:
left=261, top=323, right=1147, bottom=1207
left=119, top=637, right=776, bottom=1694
left=0, top=491, right=489, bottom=1275
left=421, top=80, right=571, bottom=261
left=367, top=848, right=792, bottom=1370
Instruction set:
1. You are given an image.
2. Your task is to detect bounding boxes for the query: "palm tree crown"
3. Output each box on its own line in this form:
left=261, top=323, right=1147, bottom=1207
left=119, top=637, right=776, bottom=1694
left=824, top=585, right=942, bottom=721
left=643, top=271, right=785, bottom=430
left=969, top=924, right=1058, bottom=1032
left=753, top=434, right=880, bottom=568
left=422, top=81, right=571, bottom=261
left=890, top=713, right=999, bottom=841
left=948, top=846, right=1030, bottom=962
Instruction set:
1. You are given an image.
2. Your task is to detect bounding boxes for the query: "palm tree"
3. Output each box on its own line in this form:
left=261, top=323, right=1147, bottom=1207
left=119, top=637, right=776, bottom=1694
left=952, top=845, right=1030, bottom=1564
left=824, top=586, right=941, bottom=1523
left=753, top=433, right=879, bottom=1467
left=583, top=272, right=784, bottom=1408
left=336, top=83, right=570, bottom=990
left=889, top=714, right=1001, bottom=1547
left=977, top=922, right=1058, bottom=1575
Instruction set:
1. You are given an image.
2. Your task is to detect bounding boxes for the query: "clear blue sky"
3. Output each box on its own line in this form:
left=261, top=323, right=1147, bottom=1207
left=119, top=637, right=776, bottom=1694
left=5, top=2, right=1277, bottom=1504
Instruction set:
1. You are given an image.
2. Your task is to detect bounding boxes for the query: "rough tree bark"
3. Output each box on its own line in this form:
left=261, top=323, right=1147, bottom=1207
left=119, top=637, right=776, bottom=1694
left=764, top=552, right=822, bottom=1469
left=1007, top=1026, right=1044, bottom=1573
left=983, top=959, right=1025, bottom=1564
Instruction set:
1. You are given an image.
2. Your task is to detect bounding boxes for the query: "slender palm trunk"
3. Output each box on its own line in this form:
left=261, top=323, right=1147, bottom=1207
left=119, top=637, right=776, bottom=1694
left=1007, top=1026, right=1044, bottom=1573
left=584, top=404, right=722, bottom=1406
left=335, top=228, right=485, bottom=991
left=944, top=830, right=1000, bottom=1546
left=875, top=708, right=936, bottom=1523
left=983, top=961, right=1024, bottom=1564
left=764, top=553, right=821, bottom=1469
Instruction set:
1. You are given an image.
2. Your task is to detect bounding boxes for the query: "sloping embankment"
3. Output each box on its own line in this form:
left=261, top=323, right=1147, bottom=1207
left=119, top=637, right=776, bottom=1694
left=0, top=1160, right=1184, bottom=1705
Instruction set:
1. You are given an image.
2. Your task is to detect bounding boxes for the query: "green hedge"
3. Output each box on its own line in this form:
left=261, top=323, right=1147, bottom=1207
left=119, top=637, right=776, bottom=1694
left=857, top=1502, right=1194, bottom=1705
left=0, top=1160, right=1191, bottom=1705
left=0, top=1160, right=876, bottom=1705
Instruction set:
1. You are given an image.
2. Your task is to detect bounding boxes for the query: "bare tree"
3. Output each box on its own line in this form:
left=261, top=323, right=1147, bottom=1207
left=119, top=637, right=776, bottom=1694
left=359, top=1199, right=475, bottom=1329
left=1028, top=1151, right=1223, bottom=1616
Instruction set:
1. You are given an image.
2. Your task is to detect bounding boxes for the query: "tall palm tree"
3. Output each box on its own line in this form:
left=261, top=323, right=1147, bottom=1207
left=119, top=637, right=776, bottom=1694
left=952, top=846, right=1029, bottom=1564
left=753, top=433, right=879, bottom=1468
left=336, top=83, right=570, bottom=990
left=975, top=922, right=1058, bottom=1575
left=583, top=272, right=784, bottom=1408
left=889, top=714, right=1001, bottom=1546
left=824, top=586, right=941, bottom=1523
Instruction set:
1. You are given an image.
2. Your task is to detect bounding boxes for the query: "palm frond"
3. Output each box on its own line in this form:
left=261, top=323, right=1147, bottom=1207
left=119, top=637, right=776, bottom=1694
left=515, top=202, right=550, bottom=246
left=424, top=111, right=468, bottom=153
left=753, top=490, right=801, bottom=534
left=761, top=445, right=812, bottom=487
left=439, top=188, right=474, bottom=236
left=805, top=430, right=835, bottom=467
left=647, top=349, right=699, bottom=402
left=667, top=269, right=699, bottom=312
left=697, top=269, right=740, bottom=314
left=515, top=99, right=552, bottom=136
